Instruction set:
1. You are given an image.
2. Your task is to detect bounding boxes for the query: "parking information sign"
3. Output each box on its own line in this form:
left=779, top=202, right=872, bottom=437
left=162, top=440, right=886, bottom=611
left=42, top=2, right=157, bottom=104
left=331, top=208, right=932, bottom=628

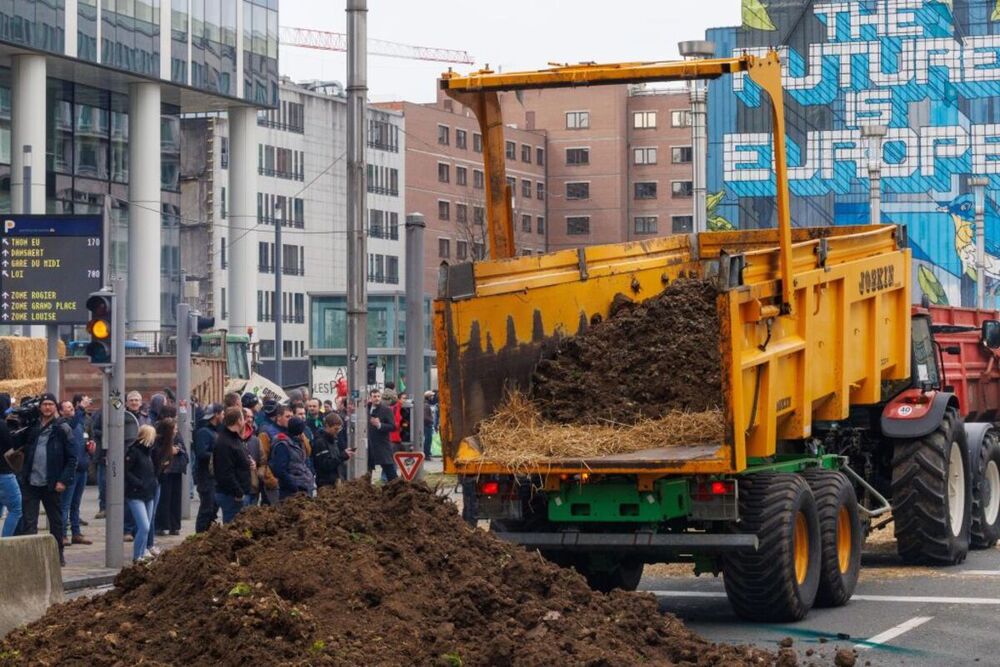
left=0, top=215, right=103, bottom=325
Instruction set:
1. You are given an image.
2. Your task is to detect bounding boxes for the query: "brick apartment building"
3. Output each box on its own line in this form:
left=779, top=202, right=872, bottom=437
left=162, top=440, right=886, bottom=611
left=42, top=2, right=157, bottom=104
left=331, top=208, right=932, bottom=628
left=376, top=97, right=547, bottom=295
left=499, top=84, right=694, bottom=251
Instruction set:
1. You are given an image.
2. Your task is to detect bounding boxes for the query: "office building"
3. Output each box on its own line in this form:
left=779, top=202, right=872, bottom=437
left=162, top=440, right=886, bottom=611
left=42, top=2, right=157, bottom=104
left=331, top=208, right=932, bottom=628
left=181, top=78, right=405, bottom=384
left=0, top=1, right=279, bottom=342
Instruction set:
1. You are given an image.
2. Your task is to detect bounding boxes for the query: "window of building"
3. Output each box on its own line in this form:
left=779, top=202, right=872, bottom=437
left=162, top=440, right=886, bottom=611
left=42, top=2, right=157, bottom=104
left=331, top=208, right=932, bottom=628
left=220, top=136, right=229, bottom=169
left=520, top=249, right=533, bottom=256
left=566, top=182, right=590, bottom=200
left=521, top=179, right=532, bottom=198
left=369, top=209, right=385, bottom=238
left=506, top=176, right=516, bottom=194
left=505, top=141, right=516, bottom=160
left=566, top=111, right=590, bottom=129
left=633, top=111, right=657, bottom=129
left=438, top=238, right=451, bottom=258
left=438, top=200, right=450, bottom=220
left=473, top=169, right=484, bottom=189
left=671, top=180, right=693, bottom=198
left=536, top=182, right=545, bottom=200
left=456, top=166, right=467, bottom=186
left=672, top=215, right=694, bottom=233
left=566, top=147, right=589, bottom=165
left=258, top=241, right=272, bottom=273
left=386, top=256, right=399, bottom=284
left=671, top=110, right=692, bottom=127
left=438, top=162, right=450, bottom=183
left=220, top=287, right=227, bottom=319
left=567, top=216, right=590, bottom=235
left=456, top=203, right=468, bottom=223
left=473, top=206, right=485, bottom=225
left=672, top=146, right=693, bottom=163
left=437, top=124, right=449, bottom=145
left=521, top=144, right=531, bottom=163
left=536, top=147, right=545, bottom=165
left=456, top=129, right=467, bottom=149
left=522, top=214, right=532, bottom=232
left=220, top=186, right=227, bottom=218
left=473, top=133, right=482, bottom=153
left=633, top=147, right=657, bottom=165
left=473, top=242, right=485, bottom=259
left=537, top=216, right=545, bottom=234
left=634, top=182, right=657, bottom=200
left=634, top=216, right=658, bottom=234
left=220, top=236, right=227, bottom=269
left=456, top=240, right=468, bottom=261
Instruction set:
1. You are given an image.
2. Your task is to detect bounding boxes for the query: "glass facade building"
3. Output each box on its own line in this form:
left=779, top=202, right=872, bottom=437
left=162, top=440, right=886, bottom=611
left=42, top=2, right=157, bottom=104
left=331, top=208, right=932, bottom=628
left=0, top=0, right=277, bottom=338
left=309, top=293, right=435, bottom=394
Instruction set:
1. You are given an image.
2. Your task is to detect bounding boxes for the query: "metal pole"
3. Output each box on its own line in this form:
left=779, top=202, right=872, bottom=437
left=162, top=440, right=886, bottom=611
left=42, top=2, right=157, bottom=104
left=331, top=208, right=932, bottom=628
left=678, top=41, right=714, bottom=236
left=274, top=216, right=283, bottom=386
left=405, top=214, right=425, bottom=468
left=862, top=125, right=887, bottom=226
left=46, top=325, right=59, bottom=397
left=177, top=302, right=192, bottom=520
left=346, top=0, right=369, bottom=479
left=972, top=176, right=989, bottom=309
left=105, top=275, right=126, bottom=569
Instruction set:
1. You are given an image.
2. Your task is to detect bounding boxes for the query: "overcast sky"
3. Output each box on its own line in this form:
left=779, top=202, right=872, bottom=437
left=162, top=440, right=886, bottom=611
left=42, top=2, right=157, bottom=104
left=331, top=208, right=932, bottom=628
left=279, top=0, right=743, bottom=103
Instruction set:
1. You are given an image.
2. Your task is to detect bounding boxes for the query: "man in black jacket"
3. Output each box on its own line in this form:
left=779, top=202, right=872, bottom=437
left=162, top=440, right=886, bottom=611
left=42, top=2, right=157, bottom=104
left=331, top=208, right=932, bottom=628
left=312, top=412, right=352, bottom=489
left=18, top=393, right=76, bottom=566
left=367, top=389, right=397, bottom=482
left=192, top=404, right=223, bottom=532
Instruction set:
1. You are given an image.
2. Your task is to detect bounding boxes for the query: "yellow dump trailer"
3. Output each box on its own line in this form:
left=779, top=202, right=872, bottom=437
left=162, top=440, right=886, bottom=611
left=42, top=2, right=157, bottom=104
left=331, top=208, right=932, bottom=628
left=433, top=52, right=975, bottom=622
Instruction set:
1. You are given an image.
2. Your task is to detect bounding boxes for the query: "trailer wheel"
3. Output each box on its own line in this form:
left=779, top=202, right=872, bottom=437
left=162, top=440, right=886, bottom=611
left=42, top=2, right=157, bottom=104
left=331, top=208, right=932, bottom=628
left=972, top=430, right=1000, bottom=549
left=574, top=556, right=644, bottom=593
left=801, top=470, right=862, bottom=608
left=891, top=406, right=972, bottom=565
left=722, top=473, right=821, bottom=622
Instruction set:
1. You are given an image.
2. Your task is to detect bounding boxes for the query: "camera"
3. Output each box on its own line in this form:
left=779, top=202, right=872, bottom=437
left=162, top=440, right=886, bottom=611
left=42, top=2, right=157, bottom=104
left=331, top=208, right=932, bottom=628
left=6, top=396, right=43, bottom=434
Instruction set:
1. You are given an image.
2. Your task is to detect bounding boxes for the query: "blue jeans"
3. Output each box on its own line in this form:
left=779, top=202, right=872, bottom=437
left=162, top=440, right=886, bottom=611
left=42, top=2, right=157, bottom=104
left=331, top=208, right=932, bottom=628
left=0, top=473, right=22, bottom=537
left=62, top=469, right=87, bottom=537
left=423, top=425, right=433, bottom=457
left=147, top=485, right=160, bottom=549
left=126, top=497, right=154, bottom=561
left=214, top=492, right=248, bottom=524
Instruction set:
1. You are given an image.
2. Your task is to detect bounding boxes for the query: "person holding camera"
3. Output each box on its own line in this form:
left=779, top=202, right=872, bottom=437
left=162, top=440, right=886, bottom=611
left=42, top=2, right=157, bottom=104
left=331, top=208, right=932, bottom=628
left=0, top=393, right=21, bottom=538
left=18, top=393, right=77, bottom=566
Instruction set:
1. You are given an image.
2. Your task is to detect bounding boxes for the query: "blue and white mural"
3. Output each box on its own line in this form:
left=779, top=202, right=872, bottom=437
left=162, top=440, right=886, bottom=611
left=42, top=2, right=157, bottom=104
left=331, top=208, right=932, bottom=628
left=708, top=0, right=1000, bottom=306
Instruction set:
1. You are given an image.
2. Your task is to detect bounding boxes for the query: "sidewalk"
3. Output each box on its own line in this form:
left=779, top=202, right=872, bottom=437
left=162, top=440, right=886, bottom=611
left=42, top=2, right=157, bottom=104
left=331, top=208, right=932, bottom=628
left=32, top=456, right=454, bottom=592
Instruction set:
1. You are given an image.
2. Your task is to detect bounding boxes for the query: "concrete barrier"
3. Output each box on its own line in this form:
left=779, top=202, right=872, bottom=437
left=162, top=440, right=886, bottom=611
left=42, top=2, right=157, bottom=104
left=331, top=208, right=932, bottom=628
left=0, top=535, right=63, bottom=637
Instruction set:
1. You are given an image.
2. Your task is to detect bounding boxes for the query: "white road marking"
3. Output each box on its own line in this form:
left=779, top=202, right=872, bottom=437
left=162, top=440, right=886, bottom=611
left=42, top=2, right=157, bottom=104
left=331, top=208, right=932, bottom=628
left=960, top=570, right=1000, bottom=576
left=649, top=591, right=1000, bottom=605
left=854, top=616, right=933, bottom=650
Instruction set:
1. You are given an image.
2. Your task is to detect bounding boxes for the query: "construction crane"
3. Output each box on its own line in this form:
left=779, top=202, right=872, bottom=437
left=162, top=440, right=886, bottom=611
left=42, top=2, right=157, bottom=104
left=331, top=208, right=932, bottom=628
left=280, top=26, right=474, bottom=64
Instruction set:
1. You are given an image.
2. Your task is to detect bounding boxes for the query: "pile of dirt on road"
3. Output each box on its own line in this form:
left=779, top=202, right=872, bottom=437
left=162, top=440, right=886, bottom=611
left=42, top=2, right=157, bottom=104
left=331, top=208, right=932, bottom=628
left=531, top=277, right=723, bottom=424
left=0, top=482, right=773, bottom=666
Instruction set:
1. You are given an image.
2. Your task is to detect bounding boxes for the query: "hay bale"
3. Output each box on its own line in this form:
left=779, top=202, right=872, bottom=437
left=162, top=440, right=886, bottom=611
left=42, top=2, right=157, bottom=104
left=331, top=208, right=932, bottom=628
left=0, top=337, right=66, bottom=381
left=473, top=391, right=725, bottom=472
left=0, top=378, right=47, bottom=399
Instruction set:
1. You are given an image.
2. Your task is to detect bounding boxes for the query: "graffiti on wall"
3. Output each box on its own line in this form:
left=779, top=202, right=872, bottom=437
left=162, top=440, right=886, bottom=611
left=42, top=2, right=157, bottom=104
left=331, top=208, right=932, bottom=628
left=712, top=0, right=1000, bottom=306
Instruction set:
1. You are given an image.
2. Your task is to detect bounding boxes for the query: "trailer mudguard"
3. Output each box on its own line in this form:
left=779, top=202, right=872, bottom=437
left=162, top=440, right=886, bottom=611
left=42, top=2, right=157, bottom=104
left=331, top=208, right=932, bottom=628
left=963, top=423, right=992, bottom=476
left=881, top=389, right=959, bottom=439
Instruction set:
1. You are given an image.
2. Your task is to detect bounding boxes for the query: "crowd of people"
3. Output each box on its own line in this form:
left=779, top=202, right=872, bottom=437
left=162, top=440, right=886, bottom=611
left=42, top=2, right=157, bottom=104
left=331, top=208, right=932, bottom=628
left=0, top=383, right=440, bottom=566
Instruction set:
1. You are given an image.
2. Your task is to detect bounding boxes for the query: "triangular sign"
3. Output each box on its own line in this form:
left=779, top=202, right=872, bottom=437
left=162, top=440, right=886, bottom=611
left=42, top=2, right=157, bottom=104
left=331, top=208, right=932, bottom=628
left=393, top=451, right=425, bottom=482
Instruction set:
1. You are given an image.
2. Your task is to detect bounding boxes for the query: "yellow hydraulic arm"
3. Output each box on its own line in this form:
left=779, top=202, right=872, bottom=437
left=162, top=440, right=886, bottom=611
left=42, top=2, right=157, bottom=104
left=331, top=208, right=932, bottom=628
left=441, top=52, right=796, bottom=313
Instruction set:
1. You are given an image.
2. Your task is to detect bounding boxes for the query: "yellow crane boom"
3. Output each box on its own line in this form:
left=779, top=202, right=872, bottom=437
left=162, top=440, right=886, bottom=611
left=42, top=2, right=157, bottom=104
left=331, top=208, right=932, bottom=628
left=440, top=52, right=795, bottom=313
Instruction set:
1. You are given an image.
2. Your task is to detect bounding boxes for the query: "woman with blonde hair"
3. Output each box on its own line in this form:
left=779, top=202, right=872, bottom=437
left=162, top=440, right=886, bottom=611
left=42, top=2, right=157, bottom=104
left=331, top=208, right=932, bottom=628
left=124, top=424, right=158, bottom=561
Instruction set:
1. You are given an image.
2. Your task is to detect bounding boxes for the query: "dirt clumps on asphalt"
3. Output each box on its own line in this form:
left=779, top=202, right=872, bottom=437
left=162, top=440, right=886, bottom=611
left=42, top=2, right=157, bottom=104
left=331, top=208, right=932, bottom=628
left=532, top=277, right=724, bottom=424
left=0, top=481, right=775, bottom=666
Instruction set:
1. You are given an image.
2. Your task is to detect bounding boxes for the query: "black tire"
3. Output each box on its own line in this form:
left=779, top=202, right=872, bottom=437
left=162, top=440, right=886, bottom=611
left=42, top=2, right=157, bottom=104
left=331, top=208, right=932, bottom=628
left=722, top=473, right=821, bottom=622
left=575, top=557, right=644, bottom=593
left=891, top=407, right=972, bottom=565
left=972, top=430, right=1000, bottom=549
left=802, top=470, right=862, bottom=608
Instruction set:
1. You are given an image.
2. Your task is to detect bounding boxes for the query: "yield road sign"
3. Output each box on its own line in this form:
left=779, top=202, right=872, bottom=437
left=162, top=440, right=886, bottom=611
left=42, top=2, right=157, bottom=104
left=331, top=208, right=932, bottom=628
left=393, top=451, right=425, bottom=481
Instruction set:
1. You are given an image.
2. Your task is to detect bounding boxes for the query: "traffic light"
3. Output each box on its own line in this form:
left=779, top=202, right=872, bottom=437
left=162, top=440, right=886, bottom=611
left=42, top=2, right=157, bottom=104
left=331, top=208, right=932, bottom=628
left=189, top=313, right=215, bottom=352
left=85, top=291, right=114, bottom=366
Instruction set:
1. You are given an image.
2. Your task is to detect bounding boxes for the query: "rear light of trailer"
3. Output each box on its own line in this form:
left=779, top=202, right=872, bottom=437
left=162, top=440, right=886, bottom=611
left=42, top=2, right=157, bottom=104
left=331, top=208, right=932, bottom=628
left=693, top=480, right=735, bottom=500
left=480, top=481, right=500, bottom=496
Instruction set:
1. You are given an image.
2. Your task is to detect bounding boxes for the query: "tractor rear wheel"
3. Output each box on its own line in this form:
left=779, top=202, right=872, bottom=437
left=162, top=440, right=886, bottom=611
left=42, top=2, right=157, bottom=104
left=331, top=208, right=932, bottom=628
left=972, top=430, right=1000, bottom=549
left=574, top=556, right=644, bottom=593
left=802, top=470, right=862, bottom=608
left=891, top=407, right=972, bottom=565
left=722, top=473, right=821, bottom=622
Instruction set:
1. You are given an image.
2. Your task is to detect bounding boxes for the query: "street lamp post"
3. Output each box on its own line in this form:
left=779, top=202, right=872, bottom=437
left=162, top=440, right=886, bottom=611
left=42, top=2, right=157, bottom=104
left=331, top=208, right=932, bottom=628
left=678, top=40, right=716, bottom=236
left=861, top=125, right=887, bottom=226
